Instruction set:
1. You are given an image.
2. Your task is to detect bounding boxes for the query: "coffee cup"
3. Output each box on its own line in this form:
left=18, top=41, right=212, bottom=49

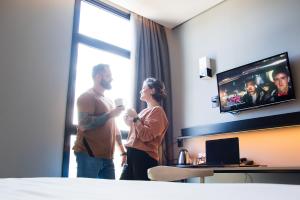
left=114, top=98, right=124, bottom=107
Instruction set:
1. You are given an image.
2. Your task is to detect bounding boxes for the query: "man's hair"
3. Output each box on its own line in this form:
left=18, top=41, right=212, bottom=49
left=244, top=77, right=256, bottom=87
left=144, top=77, right=167, bottom=102
left=272, top=67, right=289, bottom=79
left=92, top=64, right=109, bottom=78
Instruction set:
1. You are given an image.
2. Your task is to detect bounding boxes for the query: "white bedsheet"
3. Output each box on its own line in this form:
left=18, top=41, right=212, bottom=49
left=0, top=178, right=299, bottom=200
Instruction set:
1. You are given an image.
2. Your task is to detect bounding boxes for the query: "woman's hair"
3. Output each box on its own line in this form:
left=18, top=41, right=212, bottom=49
left=144, top=77, right=167, bottom=102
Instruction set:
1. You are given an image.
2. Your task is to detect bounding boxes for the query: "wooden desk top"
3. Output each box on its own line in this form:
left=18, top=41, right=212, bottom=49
left=177, top=165, right=300, bottom=173
left=212, top=166, right=300, bottom=173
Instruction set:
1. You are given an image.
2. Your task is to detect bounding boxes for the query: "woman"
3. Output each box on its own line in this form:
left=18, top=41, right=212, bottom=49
left=120, top=78, right=169, bottom=180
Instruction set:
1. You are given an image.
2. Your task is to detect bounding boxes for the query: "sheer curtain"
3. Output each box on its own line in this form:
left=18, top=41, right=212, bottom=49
left=131, top=13, right=174, bottom=165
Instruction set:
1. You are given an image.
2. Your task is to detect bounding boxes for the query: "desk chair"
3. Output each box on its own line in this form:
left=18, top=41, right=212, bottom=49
left=148, top=166, right=214, bottom=183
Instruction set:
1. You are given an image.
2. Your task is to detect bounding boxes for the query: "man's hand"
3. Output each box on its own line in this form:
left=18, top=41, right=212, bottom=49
left=121, top=154, right=127, bottom=166
left=109, top=106, right=125, bottom=118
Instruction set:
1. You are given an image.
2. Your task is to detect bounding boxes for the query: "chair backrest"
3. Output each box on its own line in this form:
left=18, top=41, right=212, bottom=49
left=148, top=166, right=214, bottom=183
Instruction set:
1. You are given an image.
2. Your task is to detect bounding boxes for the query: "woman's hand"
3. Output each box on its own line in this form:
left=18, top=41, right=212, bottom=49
left=123, top=114, right=133, bottom=126
left=126, top=108, right=138, bottom=118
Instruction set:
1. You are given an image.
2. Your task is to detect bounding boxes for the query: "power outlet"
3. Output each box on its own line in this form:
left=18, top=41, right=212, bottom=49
left=177, top=138, right=183, bottom=147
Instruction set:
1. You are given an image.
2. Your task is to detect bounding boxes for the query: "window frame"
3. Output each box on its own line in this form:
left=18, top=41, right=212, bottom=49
left=62, top=0, right=130, bottom=177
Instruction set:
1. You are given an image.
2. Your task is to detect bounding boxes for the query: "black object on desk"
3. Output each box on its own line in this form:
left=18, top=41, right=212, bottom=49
left=205, top=137, right=240, bottom=165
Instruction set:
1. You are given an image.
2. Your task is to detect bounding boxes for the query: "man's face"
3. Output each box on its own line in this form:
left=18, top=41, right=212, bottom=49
left=246, top=81, right=256, bottom=95
left=274, top=72, right=289, bottom=93
left=100, top=67, right=112, bottom=90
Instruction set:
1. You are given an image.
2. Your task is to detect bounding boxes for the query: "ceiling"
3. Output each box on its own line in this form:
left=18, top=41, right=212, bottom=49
left=106, top=0, right=225, bottom=29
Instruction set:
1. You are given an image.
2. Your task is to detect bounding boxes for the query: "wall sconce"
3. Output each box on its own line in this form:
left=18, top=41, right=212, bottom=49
left=199, top=57, right=212, bottom=79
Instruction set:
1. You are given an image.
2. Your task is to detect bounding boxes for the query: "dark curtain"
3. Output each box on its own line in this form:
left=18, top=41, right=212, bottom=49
left=132, top=13, right=174, bottom=165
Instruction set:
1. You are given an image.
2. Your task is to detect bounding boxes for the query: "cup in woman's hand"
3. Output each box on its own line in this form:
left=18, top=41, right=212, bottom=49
left=126, top=108, right=137, bottom=117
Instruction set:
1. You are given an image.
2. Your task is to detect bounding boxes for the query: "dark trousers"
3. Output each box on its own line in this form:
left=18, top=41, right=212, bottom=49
left=120, top=147, right=158, bottom=180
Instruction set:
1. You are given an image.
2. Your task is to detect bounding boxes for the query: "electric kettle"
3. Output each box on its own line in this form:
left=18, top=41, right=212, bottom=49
left=177, top=149, right=192, bottom=165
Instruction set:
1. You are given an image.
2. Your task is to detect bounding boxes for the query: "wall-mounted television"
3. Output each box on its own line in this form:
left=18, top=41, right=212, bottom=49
left=216, top=52, right=295, bottom=113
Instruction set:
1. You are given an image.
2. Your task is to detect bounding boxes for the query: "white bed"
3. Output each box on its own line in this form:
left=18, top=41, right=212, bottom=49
left=0, top=178, right=299, bottom=200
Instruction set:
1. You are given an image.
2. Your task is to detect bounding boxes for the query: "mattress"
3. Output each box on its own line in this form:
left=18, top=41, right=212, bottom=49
left=0, top=177, right=299, bottom=200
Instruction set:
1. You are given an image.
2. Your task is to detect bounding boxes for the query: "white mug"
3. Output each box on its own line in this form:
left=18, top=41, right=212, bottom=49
left=114, top=98, right=124, bottom=107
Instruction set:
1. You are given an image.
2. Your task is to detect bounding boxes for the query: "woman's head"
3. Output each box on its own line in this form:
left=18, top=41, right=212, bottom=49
left=140, top=78, right=167, bottom=103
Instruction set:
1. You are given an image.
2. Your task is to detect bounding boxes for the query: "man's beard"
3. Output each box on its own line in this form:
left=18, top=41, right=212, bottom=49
left=100, top=79, right=112, bottom=90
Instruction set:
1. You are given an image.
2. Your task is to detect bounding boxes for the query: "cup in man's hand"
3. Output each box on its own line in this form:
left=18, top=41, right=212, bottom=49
left=114, top=98, right=124, bottom=107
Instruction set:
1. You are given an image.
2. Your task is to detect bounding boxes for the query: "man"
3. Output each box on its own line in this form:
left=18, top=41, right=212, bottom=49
left=242, top=78, right=266, bottom=107
left=73, top=64, right=126, bottom=179
left=269, top=68, right=294, bottom=102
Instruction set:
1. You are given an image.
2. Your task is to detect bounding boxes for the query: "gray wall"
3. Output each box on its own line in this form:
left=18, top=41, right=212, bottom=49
left=167, top=0, right=300, bottom=183
left=168, top=0, right=300, bottom=136
left=0, top=0, right=74, bottom=177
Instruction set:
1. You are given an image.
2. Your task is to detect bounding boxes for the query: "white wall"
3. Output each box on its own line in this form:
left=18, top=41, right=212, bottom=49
left=167, top=0, right=300, bottom=183
left=168, top=0, right=300, bottom=137
left=0, top=0, right=74, bottom=177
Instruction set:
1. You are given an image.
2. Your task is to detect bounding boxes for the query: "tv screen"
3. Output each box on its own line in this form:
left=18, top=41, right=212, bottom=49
left=217, top=52, right=295, bottom=113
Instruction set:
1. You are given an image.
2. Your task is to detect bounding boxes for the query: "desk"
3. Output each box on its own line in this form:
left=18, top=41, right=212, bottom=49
left=178, top=166, right=300, bottom=173
left=176, top=166, right=300, bottom=183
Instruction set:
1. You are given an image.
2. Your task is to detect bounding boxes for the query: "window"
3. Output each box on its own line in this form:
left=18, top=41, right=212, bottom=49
left=63, top=0, right=133, bottom=178
left=79, top=1, right=131, bottom=50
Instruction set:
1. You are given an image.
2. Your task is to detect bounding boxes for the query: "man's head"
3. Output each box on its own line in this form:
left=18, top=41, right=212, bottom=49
left=272, top=68, right=289, bottom=94
left=245, top=79, right=257, bottom=95
left=92, top=64, right=112, bottom=90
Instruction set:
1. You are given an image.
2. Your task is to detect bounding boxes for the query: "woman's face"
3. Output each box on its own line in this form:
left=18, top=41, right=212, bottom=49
left=140, top=82, right=153, bottom=102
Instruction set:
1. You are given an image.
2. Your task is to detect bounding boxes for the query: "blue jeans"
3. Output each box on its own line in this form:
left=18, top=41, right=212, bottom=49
left=75, top=152, right=115, bottom=179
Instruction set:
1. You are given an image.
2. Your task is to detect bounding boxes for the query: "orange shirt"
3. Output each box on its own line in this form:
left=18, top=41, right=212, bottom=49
left=73, top=89, right=118, bottom=159
left=126, top=106, right=168, bottom=161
